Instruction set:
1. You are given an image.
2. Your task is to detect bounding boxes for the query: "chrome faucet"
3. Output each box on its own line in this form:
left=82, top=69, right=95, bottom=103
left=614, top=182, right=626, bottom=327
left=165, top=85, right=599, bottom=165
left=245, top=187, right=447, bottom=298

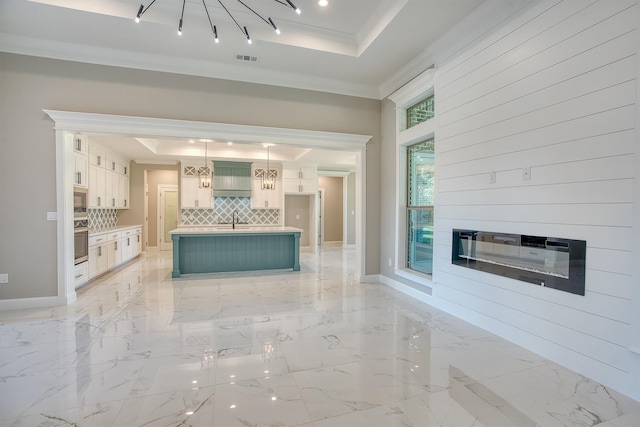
left=232, top=210, right=238, bottom=229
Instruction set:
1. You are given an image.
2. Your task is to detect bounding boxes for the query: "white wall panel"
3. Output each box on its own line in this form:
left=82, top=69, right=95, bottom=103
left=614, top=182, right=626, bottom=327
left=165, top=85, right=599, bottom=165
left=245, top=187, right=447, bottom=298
left=438, top=130, right=634, bottom=178
left=438, top=106, right=636, bottom=163
left=426, top=0, right=639, bottom=399
left=438, top=1, right=637, bottom=111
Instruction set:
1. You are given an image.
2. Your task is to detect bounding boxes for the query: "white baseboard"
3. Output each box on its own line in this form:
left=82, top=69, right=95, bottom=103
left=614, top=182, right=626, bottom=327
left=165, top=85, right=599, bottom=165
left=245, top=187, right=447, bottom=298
left=379, top=274, right=433, bottom=305
left=0, top=296, right=65, bottom=311
left=320, top=241, right=343, bottom=248
left=359, top=274, right=381, bottom=283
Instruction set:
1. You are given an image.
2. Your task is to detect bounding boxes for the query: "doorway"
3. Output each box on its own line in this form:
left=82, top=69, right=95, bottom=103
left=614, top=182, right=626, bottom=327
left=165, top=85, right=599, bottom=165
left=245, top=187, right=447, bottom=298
left=317, top=189, right=324, bottom=246
left=158, top=185, right=179, bottom=250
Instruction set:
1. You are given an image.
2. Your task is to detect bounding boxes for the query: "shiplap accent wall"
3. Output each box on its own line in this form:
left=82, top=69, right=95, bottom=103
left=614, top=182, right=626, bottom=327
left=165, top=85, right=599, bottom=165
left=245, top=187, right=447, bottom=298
left=432, top=0, right=638, bottom=398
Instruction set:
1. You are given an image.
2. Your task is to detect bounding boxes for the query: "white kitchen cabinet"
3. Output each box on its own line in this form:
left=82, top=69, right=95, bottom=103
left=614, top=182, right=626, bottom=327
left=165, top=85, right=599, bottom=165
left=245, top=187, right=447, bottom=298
left=106, top=170, right=119, bottom=208
left=181, top=176, right=212, bottom=208
left=107, top=231, right=122, bottom=269
left=87, top=140, right=130, bottom=209
left=88, top=233, right=108, bottom=279
left=251, top=164, right=281, bottom=209
left=74, top=262, right=89, bottom=288
left=120, top=159, right=130, bottom=177
left=73, top=134, right=89, bottom=155
left=74, top=153, right=88, bottom=188
left=89, top=164, right=106, bottom=207
left=121, top=234, right=134, bottom=262
left=283, top=166, right=317, bottom=194
left=120, top=227, right=142, bottom=262
left=106, top=152, right=119, bottom=174
left=89, top=143, right=106, bottom=168
left=251, top=179, right=281, bottom=209
left=133, top=227, right=142, bottom=256
left=119, top=174, right=129, bottom=208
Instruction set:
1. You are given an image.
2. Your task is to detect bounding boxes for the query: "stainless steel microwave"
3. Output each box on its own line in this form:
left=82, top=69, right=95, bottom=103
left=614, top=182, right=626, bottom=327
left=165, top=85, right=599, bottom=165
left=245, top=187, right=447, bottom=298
left=73, top=187, right=88, bottom=218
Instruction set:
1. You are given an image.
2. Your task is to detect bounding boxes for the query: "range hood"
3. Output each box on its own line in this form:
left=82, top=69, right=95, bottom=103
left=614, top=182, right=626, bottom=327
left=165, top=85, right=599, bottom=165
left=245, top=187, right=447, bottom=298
left=213, top=161, right=252, bottom=197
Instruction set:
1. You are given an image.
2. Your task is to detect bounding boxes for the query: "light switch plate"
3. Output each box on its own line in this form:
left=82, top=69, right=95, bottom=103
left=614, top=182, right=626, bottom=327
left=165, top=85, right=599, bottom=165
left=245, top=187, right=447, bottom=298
left=47, top=212, right=57, bottom=220
left=523, top=167, right=531, bottom=181
left=489, top=172, right=496, bottom=184
left=0, top=274, right=8, bottom=284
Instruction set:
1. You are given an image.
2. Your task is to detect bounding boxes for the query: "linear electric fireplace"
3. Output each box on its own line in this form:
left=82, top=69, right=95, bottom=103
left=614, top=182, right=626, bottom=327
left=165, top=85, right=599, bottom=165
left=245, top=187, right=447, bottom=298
left=452, top=229, right=586, bottom=295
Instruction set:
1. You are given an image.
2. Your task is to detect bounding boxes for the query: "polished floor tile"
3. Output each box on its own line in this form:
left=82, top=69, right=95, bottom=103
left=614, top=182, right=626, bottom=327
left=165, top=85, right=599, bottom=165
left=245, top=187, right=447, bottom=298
left=1, top=248, right=639, bottom=426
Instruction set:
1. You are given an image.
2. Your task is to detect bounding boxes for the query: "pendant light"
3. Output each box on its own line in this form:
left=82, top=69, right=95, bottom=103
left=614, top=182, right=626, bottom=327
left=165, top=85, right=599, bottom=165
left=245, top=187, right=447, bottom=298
left=198, top=141, right=212, bottom=189
left=261, top=145, right=275, bottom=190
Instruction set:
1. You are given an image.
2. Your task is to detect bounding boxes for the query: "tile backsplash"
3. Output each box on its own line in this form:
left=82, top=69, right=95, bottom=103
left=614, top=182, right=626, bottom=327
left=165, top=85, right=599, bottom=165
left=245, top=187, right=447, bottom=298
left=181, top=197, right=279, bottom=226
left=88, top=208, right=118, bottom=232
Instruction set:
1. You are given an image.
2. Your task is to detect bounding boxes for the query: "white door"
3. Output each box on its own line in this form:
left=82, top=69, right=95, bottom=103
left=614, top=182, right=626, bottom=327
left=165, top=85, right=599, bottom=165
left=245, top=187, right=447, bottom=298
left=159, top=185, right=179, bottom=250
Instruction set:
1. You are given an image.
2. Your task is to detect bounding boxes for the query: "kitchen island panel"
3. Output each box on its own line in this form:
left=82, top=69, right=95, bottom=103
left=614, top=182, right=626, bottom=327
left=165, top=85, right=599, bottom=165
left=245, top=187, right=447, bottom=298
left=171, top=228, right=301, bottom=277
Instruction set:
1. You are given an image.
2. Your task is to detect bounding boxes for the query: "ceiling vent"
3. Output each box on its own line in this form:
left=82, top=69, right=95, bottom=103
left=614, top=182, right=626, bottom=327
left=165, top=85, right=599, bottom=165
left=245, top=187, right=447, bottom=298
left=236, top=54, right=258, bottom=62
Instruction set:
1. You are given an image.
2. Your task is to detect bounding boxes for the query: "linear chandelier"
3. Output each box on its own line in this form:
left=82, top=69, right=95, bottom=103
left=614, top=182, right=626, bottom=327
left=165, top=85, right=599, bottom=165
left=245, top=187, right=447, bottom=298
left=135, top=0, right=301, bottom=45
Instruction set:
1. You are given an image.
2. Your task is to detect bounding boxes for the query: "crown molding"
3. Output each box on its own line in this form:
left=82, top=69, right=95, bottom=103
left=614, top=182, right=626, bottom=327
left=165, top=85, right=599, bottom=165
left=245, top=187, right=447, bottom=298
left=43, top=110, right=372, bottom=151
left=0, top=33, right=380, bottom=99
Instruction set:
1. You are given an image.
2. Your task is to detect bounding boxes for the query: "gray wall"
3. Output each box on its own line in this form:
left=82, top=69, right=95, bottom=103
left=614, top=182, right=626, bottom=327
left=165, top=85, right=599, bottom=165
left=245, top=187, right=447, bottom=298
left=0, top=52, right=381, bottom=299
left=346, top=172, right=356, bottom=245
left=284, top=195, right=311, bottom=246
left=118, top=163, right=180, bottom=251
left=318, top=176, right=344, bottom=242
left=146, top=169, right=179, bottom=248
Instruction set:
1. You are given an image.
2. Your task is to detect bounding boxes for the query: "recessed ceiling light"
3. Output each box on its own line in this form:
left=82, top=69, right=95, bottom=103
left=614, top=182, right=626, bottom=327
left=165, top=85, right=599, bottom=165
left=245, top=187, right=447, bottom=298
left=319, top=0, right=328, bottom=7
left=227, top=141, right=233, bottom=145
left=199, top=139, right=213, bottom=142
left=188, top=139, right=195, bottom=143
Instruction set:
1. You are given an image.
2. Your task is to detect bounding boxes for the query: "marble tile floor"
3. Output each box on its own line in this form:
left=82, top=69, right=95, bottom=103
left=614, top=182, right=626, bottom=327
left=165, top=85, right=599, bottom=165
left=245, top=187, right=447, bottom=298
left=1, top=248, right=639, bottom=427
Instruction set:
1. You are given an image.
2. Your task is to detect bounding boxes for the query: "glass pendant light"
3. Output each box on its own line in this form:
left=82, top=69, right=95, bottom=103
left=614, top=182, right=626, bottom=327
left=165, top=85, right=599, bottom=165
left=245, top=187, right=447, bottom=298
left=261, top=145, right=275, bottom=190
left=198, top=141, right=212, bottom=189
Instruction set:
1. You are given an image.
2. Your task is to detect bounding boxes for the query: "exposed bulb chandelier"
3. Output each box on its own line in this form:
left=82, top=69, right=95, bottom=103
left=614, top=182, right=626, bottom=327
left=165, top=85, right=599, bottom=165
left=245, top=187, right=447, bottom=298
left=135, top=0, right=302, bottom=45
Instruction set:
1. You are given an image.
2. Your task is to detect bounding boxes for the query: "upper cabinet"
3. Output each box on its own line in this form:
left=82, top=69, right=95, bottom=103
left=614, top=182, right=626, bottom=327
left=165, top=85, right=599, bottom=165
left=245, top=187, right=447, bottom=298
left=251, top=163, right=281, bottom=209
left=283, top=166, right=317, bottom=194
left=70, top=134, right=89, bottom=188
left=73, top=134, right=89, bottom=156
left=88, top=143, right=106, bottom=168
left=87, top=139, right=130, bottom=209
left=181, top=165, right=212, bottom=209
left=213, top=161, right=252, bottom=197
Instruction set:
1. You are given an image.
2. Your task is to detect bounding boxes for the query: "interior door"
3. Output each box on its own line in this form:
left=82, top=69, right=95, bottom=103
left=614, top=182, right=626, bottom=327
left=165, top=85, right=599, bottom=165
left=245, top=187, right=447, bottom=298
left=159, top=186, right=179, bottom=250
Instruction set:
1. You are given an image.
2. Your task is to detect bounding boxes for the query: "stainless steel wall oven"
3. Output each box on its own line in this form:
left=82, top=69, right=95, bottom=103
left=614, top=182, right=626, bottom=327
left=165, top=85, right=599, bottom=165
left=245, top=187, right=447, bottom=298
left=74, top=220, right=89, bottom=265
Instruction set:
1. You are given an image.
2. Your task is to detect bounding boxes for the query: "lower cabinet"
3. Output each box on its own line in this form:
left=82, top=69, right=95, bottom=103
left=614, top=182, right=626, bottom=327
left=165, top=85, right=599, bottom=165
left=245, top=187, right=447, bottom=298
left=88, top=226, right=142, bottom=280
left=88, top=234, right=108, bottom=279
left=107, top=231, right=122, bottom=269
left=74, top=262, right=89, bottom=288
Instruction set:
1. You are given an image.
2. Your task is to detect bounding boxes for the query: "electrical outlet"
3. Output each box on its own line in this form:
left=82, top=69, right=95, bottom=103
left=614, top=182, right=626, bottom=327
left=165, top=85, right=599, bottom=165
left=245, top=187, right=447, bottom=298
left=0, top=274, right=8, bottom=284
left=47, top=212, right=57, bottom=221
left=489, top=172, right=496, bottom=184
left=523, top=167, right=531, bottom=181
left=388, top=258, right=392, bottom=267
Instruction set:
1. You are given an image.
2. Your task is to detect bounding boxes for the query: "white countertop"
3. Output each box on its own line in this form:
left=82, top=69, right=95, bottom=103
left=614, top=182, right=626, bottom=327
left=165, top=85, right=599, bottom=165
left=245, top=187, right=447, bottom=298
left=170, top=225, right=303, bottom=235
left=89, top=225, right=142, bottom=237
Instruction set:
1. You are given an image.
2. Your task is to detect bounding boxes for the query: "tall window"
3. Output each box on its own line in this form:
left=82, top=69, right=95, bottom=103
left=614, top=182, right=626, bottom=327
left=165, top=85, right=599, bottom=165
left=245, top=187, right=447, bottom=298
left=406, top=95, right=435, bottom=129
left=407, top=139, right=434, bottom=275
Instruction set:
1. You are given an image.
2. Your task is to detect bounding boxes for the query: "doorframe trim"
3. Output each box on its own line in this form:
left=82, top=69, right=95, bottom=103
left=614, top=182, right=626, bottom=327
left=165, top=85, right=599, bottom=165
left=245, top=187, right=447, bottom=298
left=158, top=184, right=179, bottom=250
left=45, top=110, right=371, bottom=307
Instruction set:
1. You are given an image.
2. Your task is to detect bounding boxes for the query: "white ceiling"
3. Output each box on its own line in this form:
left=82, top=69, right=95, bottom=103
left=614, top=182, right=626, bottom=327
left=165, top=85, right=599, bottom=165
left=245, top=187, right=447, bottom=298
left=0, top=0, right=496, bottom=168
left=0, top=0, right=489, bottom=99
left=89, top=133, right=359, bottom=170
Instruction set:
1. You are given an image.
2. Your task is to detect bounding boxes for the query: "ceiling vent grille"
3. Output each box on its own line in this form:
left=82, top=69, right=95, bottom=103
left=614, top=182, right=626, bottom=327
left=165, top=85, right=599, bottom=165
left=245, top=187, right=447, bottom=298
left=236, top=54, right=258, bottom=62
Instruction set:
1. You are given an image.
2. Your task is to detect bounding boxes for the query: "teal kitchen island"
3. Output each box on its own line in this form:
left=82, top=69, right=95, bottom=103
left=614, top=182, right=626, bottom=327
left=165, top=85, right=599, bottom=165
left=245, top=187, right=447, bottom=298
left=170, top=226, right=302, bottom=278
